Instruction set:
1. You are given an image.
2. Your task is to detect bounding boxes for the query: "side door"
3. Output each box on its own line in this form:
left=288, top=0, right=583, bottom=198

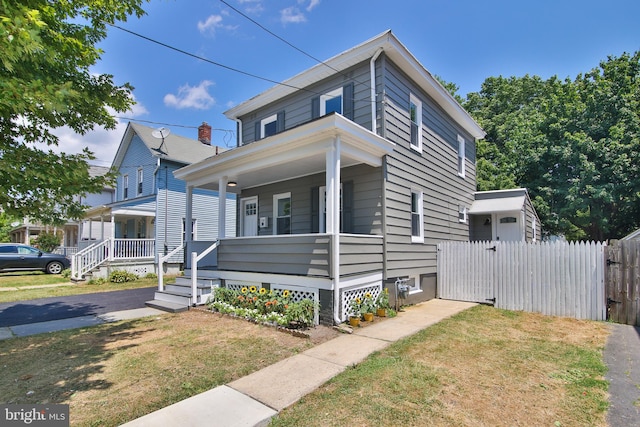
left=240, top=196, right=258, bottom=237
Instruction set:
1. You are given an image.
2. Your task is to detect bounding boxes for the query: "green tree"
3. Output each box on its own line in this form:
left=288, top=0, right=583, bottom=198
left=0, top=213, right=18, bottom=243
left=464, top=53, right=640, bottom=241
left=0, top=0, right=148, bottom=224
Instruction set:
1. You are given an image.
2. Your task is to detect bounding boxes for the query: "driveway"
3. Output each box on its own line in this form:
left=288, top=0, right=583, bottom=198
left=605, top=323, right=640, bottom=427
left=0, top=287, right=156, bottom=327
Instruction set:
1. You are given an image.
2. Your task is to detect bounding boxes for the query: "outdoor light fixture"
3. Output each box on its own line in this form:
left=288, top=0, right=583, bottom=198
left=228, top=181, right=237, bottom=187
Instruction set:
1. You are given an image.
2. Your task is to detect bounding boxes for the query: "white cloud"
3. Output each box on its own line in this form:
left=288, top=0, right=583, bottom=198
left=280, top=6, right=306, bottom=24
left=164, top=81, right=216, bottom=110
left=305, top=0, right=320, bottom=12
left=197, top=13, right=237, bottom=35
left=52, top=99, right=149, bottom=167
left=238, top=0, right=264, bottom=14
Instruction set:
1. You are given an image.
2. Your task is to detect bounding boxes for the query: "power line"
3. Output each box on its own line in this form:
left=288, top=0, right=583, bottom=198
left=108, top=23, right=321, bottom=96
left=219, top=0, right=374, bottom=95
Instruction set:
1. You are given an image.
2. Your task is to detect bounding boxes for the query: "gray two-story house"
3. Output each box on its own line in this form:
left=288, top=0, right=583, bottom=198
left=173, top=30, right=486, bottom=324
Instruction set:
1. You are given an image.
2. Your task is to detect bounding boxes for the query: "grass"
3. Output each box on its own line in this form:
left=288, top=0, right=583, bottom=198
left=0, top=310, right=313, bottom=426
left=271, top=305, right=610, bottom=427
left=0, top=274, right=172, bottom=303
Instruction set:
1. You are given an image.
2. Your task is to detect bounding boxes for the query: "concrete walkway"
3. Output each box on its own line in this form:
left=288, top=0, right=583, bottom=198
left=605, top=323, right=640, bottom=427
left=120, top=299, right=476, bottom=427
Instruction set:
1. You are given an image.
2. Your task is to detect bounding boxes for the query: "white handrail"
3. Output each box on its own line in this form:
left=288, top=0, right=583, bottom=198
left=157, top=244, right=185, bottom=292
left=191, top=240, right=220, bottom=306
left=71, top=239, right=110, bottom=280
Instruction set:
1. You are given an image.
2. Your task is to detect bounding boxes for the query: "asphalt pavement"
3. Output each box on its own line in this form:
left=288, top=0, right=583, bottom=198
left=0, top=286, right=156, bottom=327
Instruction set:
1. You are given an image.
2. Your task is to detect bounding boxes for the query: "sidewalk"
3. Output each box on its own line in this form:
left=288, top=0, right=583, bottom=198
left=120, top=299, right=476, bottom=427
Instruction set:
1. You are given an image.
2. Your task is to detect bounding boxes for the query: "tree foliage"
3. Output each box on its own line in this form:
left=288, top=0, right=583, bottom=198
left=464, top=52, right=640, bottom=241
left=0, top=0, right=148, bottom=224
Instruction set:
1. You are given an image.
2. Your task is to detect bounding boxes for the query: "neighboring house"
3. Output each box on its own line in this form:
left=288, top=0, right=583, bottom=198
left=469, top=188, right=541, bottom=242
left=9, top=165, right=114, bottom=255
left=173, top=30, right=492, bottom=324
left=72, top=122, right=236, bottom=281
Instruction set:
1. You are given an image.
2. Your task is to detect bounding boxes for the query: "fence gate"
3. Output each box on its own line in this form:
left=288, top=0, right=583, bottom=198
left=438, top=241, right=607, bottom=321
left=605, top=240, right=640, bottom=326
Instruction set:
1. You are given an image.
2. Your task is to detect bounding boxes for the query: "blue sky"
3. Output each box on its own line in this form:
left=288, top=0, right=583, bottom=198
left=54, top=0, right=640, bottom=167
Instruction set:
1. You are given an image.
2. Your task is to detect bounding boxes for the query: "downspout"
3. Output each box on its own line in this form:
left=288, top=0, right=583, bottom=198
left=234, top=118, right=243, bottom=147
left=370, top=47, right=384, bottom=134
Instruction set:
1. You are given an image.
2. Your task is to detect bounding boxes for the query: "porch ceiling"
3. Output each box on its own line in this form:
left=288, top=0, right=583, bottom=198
left=174, top=114, right=395, bottom=191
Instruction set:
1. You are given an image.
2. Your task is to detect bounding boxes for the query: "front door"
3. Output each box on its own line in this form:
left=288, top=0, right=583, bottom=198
left=240, top=197, right=258, bottom=237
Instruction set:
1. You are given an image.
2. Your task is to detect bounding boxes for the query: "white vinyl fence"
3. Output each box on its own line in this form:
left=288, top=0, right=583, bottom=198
left=438, top=241, right=607, bottom=321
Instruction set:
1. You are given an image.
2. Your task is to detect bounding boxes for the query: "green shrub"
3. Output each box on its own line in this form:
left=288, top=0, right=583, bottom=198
left=109, top=270, right=138, bottom=283
left=144, top=272, right=158, bottom=279
left=61, top=268, right=71, bottom=278
left=32, top=231, right=62, bottom=252
left=88, top=277, right=107, bottom=285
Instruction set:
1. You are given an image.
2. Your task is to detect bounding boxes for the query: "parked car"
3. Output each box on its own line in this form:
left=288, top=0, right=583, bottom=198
left=0, top=244, right=71, bottom=274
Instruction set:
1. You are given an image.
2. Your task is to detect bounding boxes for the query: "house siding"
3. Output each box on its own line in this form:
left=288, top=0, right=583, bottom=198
left=237, top=164, right=382, bottom=236
left=380, top=55, right=476, bottom=281
left=238, top=62, right=373, bottom=145
left=116, top=135, right=156, bottom=201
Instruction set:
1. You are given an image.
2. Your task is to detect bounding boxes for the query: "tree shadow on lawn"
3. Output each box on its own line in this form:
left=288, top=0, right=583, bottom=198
left=0, top=320, right=152, bottom=405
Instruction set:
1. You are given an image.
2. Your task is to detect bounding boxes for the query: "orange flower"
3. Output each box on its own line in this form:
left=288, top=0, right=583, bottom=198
left=284, top=304, right=289, bottom=309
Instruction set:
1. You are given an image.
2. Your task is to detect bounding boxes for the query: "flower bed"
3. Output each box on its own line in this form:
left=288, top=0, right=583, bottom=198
left=207, top=286, right=318, bottom=329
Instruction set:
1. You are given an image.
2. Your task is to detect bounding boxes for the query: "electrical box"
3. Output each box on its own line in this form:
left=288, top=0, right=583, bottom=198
left=259, top=217, right=268, bottom=228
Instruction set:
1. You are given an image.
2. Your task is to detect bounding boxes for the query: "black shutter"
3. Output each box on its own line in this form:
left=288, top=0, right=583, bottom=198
left=342, top=180, right=354, bottom=233
left=254, top=121, right=261, bottom=141
left=343, top=82, right=355, bottom=121
left=276, top=111, right=285, bottom=133
left=311, top=97, right=320, bottom=119
left=311, top=186, right=319, bottom=233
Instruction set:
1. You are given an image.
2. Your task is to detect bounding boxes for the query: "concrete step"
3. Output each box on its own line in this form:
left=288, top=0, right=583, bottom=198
left=174, top=276, right=220, bottom=287
left=145, top=299, right=189, bottom=313
left=153, top=290, right=193, bottom=306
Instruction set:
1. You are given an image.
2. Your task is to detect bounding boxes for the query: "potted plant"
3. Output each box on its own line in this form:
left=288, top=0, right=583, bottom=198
left=361, top=292, right=376, bottom=321
left=375, top=287, right=391, bottom=317
left=348, top=297, right=363, bottom=327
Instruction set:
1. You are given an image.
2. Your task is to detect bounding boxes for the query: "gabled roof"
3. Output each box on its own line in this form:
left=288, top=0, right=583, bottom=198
left=224, top=30, right=485, bottom=140
left=622, top=228, right=640, bottom=240
left=111, top=122, right=223, bottom=170
left=469, top=188, right=537, bottom=217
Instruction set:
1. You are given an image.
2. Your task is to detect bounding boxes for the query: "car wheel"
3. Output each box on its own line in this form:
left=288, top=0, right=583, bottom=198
left=46, top=261, right=64, bottom=275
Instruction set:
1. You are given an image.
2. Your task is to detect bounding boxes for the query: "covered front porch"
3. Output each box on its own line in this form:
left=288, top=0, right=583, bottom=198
left=168, top=113, right=395, bottom=324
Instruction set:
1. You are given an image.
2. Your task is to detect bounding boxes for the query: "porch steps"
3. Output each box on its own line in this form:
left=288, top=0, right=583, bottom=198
left=145, top=277, right=220, bottom=313
left=145, top=299, right=189, bottom=313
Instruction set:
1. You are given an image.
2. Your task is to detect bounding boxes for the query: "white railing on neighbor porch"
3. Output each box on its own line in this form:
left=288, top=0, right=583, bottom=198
left=71, top=238, right=155, bottom=280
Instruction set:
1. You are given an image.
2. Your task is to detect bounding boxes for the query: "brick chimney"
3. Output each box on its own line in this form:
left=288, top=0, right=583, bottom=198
left=198, top=122, right=212, bottom=145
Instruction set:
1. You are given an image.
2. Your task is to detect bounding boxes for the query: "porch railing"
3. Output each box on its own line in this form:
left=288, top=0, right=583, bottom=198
left=71, top=238, right=156, bottom=280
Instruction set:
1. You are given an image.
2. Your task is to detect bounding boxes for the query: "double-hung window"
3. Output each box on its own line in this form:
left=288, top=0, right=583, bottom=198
left=409, top=94, right=422, bottom=152
left=458, top=205, right=468, bottom=223
left=457, top=135, right=466, bottom=177
left=411, top=189, right=424, bottom=243
left=260, top=114, right=277, bottom=138
left=320, top=88, right=343, bottom=116
left=182, top=218, right=197, bottom=243
left=273, top=192, right=291, bottom=235
left=137, top=168, right=143, bottom=196
left=123, top=174, right=129, bottom=200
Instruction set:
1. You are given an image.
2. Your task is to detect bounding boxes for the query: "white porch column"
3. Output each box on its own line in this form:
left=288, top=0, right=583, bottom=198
left=185, top=185, right=193, bottom=248
left=326, top=136, right=341, bottom=323
left=218, top=177, right=227, bottom=239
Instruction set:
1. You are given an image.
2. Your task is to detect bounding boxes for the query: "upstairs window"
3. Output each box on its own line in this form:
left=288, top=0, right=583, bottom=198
left=261, top=114, right=277, bottom=138
left=457, top=135, right=466, bottom=177
left=137, top=168, right=143, bottom=196
left=411, top=190, right=424, bottom=243
left=312, top=83, right=354, bottom=121
left=123, top=174, right=129, bottom=200
left=409, top=94, right=422, bottom=152
left=320, top=88, right=343, bottom=115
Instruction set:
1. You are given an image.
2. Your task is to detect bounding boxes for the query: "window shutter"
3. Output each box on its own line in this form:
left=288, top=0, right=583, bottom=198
left=311, top=97, right=320, bottom=119
left=311, top=186, right=319, bottom=233
left=276, top=111, right=285, bottom=133
left=343, top=82, right=354, bottom=120
left=342, top=180, right=354, bottom=233
left=254, top=121, right=261, bottom=141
